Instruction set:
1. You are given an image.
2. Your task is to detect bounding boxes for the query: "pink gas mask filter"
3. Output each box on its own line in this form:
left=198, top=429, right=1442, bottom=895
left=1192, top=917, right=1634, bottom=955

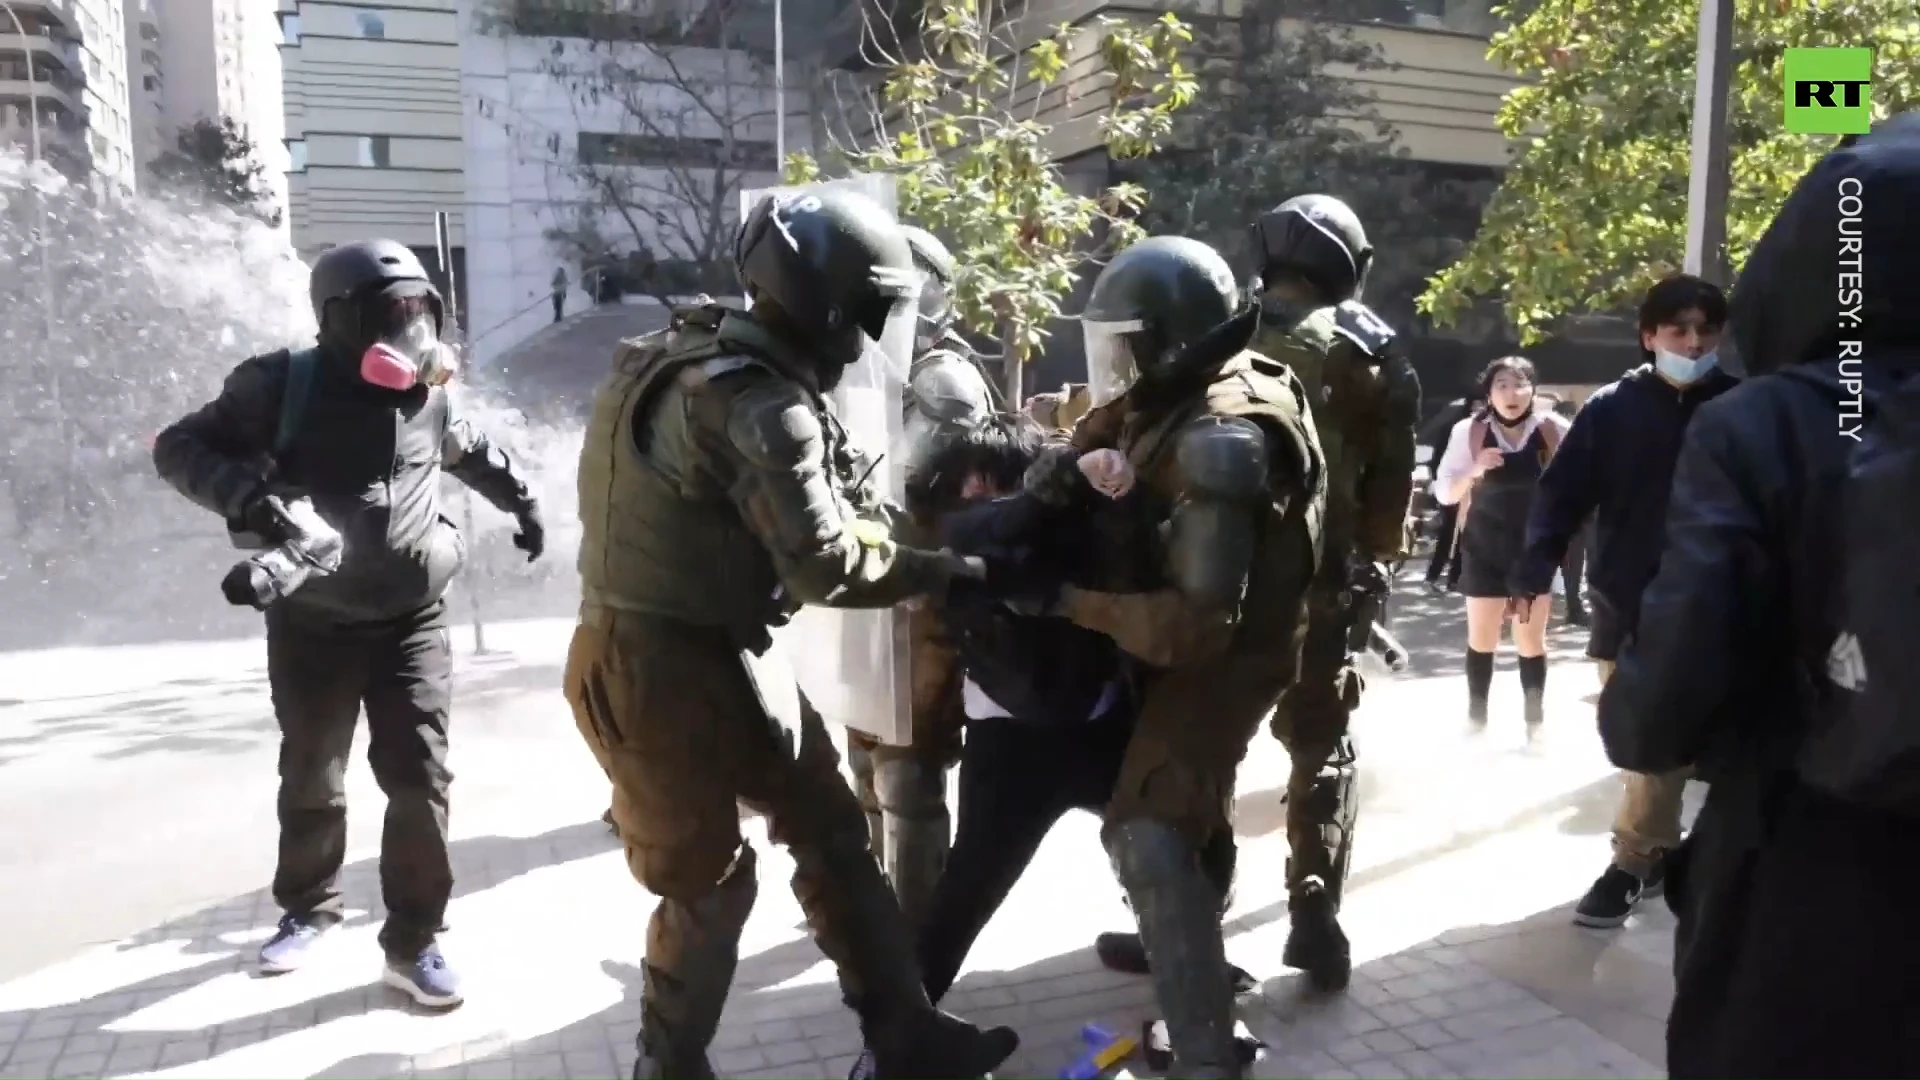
left=360, top=317, right=460, bottom=391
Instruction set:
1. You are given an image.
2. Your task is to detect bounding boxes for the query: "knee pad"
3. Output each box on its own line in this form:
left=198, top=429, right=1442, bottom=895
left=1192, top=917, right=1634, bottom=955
left=872, top=754, right=948, bottom=822
left=1306, top=738, right=1359, bottom=829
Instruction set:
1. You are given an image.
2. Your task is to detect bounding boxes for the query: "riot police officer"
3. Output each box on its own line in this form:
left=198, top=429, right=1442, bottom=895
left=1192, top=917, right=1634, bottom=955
left=1253, top=194, right=1419, bottom=989
left=564, top=189, right=1017, bottom=1079
left=1029, top=235, right=1326, bottom=1077
left=844, top=223, right=995, bottom=930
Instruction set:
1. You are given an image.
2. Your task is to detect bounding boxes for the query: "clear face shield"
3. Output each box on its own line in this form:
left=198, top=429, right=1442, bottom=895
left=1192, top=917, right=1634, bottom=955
left=1082, top=319, right=1148, bottom=408
left=915, top=273, right=954, bottom=355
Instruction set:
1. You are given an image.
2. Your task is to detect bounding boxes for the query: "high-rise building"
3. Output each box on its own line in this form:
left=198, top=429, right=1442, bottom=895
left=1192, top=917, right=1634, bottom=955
left=277, top=0, right=463, bottom=273
left=129, top=0, right=286, bottom=209
left=1, top=0, right=139, bottom=189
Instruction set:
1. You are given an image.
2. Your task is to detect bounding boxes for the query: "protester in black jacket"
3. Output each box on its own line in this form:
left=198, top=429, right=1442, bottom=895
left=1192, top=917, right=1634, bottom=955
left=1508, top=274, right=1739, bottom=929
left=152, top=240, right=543, bottom=1007
left=1600, top=114, right=1920, bottom=1078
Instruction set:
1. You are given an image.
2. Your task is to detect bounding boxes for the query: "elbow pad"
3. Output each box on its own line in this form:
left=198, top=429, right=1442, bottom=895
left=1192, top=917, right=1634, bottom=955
left=1166, top=416, right=1269, bottom=613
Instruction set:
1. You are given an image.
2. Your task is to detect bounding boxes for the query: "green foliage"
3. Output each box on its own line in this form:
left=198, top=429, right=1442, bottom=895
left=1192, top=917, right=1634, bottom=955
left=1130, top=3, right=1396, bottom=269
left=789, top=0, right=1196, bottom=385
left=1420, top=0, right=1920, bottom=344
left=147, top=117, right=282, bottom=227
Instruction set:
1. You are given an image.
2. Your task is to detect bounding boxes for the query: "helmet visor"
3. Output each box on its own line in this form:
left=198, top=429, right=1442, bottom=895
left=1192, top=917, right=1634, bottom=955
left=850, top=263, right=925, bottom=385
left=1083, top=319, right=1148, bottom=408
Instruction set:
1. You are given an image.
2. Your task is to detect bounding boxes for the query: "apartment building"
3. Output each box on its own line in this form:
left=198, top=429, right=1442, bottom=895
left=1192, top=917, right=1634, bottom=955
left=278, top=0, right=463, bottom=274
left=459, top=0, right=784, bottom=369
left=1, top=0, right=138, bottom=188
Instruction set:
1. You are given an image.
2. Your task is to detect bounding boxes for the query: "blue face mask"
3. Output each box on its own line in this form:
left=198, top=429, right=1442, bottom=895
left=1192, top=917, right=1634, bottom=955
left=1654, top=347, right=1718, bottom=385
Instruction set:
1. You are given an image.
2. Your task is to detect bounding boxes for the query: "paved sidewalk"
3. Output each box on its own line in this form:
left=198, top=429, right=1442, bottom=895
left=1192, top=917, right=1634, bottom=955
left=0, top=616, right=1680, bottom=1080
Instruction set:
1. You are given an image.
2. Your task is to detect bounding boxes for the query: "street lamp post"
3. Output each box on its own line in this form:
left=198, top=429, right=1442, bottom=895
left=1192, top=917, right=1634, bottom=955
left=773, top=0, right=785, bottom=167
left=1683, top=0, right=1734, bottom=287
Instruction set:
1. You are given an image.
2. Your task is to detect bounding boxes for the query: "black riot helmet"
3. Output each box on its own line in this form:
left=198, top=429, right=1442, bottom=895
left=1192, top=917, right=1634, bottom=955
left=901, top=224, right=958, bottom=353
left=1080, top=235, right=1240, bottom=407
left=735, top=188, right=923, bottom=376
left=1252, top=194, right=1373, bottom=304
left=309, top=239, right=444, bottom=356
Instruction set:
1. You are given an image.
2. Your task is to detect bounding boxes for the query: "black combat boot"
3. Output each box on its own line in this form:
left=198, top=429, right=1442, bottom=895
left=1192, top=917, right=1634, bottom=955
left=1108, top=820, right=1243, bottom=1079
left=794, top=826, right=1016, bottom=1079
left=632, top=848, right=759, bottom=1079
left=1282, top=878, right=1351, bottom=992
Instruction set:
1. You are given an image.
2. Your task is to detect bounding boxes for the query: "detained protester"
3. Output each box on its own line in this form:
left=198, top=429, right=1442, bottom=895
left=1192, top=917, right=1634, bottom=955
left=846, top=224, right=996, bottom=929
left=152, top=240, right=546, bottom=1006
left=1598, top=114, right=1920, bottom=1078
left=843, top=414, right=1148, bottom=1080
left=1024, top=236, right=1325, bottom=1078
left=1507, top=274, right=1737, bottom=928
left=1417, top=393, right=1480, bottom=593
left=565, top=189, right=1016, bottom=1080
left=1432, top=357, right=1569, bottom=732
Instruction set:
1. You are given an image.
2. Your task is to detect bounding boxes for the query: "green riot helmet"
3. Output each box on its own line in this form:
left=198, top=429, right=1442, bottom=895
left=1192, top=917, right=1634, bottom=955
left=901, top=225, right=958, bottom=354
left=1079, top=235, right=1239, bottom=407
left=1252, top=193, right=1373, bottom=303
left=734, top=188, right=924, bottom=378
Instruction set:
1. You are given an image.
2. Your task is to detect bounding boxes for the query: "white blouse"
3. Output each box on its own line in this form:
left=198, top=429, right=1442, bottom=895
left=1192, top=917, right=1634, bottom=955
left=1432, top=410, right=1571, bottom=507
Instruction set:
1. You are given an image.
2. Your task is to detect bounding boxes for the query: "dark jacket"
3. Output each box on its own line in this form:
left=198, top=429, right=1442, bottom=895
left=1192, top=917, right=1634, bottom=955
left=938, top=492, right=1136, bottom=726
left=153, top=346, right=535, bottom=623
left=1509, top=365, right=1739, bottom=615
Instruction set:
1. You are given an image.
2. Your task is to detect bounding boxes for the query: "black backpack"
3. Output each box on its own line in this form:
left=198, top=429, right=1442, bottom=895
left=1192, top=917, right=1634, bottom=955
left=1783, top=367, right=1920, bottom=815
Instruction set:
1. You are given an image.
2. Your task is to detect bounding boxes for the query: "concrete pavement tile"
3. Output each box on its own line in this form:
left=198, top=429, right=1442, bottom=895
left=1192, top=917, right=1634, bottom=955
left=806, top=1028, right=863, bottom=1060
left=748, top=1017, right=802, bottom=1044
left=1386, top=1046, right=1460, bottom=1077
left=758, top=1036, right=818, bottom=1068
left=1341, top=1055, right=1410, bottom=1078
left=559, top=1049, right=618, bottom=1078
left=10, top=1036, right=67, bottom=1066
left=510, top=1051, right=565, bottom=1078
left=1396, top=1020, right=1457, bottom=1049
left=710, top=1044, right=768, bottom=1073
left=463, top=1056, right=514, bottom=1078
left=1360, top=1027, right=1418, bottom=1056
left=49, top=1050, right=109, bottom=1078
left=822, top=1052, right=859, bottom=1077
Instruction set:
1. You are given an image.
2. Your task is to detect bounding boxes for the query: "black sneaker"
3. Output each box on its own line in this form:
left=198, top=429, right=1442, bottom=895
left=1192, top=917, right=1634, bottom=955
left=1572, top=865, right=1645, bottom=928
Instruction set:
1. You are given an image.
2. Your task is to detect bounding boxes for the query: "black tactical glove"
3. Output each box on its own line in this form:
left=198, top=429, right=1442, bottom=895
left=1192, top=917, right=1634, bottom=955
left=238, top=488, right=298, bottom=545
left=513, top=503, right=545, bottom=562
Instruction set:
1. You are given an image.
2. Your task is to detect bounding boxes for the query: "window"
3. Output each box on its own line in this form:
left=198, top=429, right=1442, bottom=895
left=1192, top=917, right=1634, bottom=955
left=355, top=11, right=386, bottom=38
left=577, top=131, right=777, bottom=171
left=288, top=139, right=307, bottom=171
left=279, top=13, right=300, bottom=43
left=356, top=135, right=389, bottom=167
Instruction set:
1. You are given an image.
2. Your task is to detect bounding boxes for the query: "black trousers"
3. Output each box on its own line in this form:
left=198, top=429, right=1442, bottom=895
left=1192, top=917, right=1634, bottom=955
left=266, top=600, right=454, bottom=959
left=917, top=712, right=1134, bottom=1002
left=1562, top=525, right=1588, bottom=609
left=1426, top=505, right=1460, bottom=586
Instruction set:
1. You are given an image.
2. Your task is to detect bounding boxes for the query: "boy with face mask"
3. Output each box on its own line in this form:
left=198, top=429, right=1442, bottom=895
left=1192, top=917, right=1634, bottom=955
left=1506, top=273, right=1740, bottom=929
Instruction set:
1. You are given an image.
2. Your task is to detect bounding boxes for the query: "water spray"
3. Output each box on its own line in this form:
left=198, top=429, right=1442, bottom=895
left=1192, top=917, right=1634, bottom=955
left=434, top=209, right=490, bottom=656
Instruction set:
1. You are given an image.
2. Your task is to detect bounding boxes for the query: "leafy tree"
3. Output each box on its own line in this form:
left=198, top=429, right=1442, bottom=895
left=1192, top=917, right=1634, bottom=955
left=1419, top=0, right=1920, bottom=344
left=147, top=116, right=282, bottom=227
left=787, top=0, right=1196, bottom=398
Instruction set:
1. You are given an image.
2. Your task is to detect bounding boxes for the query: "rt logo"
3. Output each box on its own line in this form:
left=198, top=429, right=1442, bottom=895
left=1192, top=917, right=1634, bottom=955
left=1784, top=47, right=1873, bottom=135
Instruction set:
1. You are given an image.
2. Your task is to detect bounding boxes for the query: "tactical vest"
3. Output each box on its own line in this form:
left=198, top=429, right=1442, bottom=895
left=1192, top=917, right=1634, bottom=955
left=1252, top=301, right=1371, bottom=565
left=1119, top=350, right=1326, bottom=666
left=575, top=304, right=828, bottom=648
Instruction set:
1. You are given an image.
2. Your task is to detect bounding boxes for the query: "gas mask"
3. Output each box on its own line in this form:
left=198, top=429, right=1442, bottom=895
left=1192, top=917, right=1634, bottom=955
left=356, top=287, right=459, bottom=391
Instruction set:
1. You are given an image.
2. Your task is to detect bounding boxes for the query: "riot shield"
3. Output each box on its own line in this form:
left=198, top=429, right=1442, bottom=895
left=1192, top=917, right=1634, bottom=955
left=739, top=175, right=915, bottom=746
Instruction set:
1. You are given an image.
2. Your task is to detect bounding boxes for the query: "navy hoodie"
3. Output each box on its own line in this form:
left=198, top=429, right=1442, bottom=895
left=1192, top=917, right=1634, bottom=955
left=1511, top=363, right=1740, bottom=620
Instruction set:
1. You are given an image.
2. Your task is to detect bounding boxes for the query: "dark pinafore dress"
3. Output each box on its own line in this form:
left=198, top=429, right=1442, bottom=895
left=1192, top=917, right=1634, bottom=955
left=1455, top=421, right=1553, bottom=599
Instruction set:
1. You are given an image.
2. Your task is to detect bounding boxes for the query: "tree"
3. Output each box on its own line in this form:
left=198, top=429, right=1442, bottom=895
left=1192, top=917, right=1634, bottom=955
left=788, top=0, right=1196, bottom=398
left=1419, top=0, right=1920, bottom=344
left=147, top=116, right=282, bottom=227
left=475, top=0, right=777, bottom=307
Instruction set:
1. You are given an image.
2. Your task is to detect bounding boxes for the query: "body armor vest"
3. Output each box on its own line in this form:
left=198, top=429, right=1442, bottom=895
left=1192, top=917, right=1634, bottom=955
left=575, top=305, right=825, bottom=649
left=1252, top=301, right=1373, bottom=573
left=1121, top=350, right=1326, bottom=665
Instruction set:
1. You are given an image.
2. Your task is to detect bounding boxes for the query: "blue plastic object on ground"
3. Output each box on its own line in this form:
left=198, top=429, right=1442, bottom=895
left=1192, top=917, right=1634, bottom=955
left=1060, top=1022, right=1136, bottom=1080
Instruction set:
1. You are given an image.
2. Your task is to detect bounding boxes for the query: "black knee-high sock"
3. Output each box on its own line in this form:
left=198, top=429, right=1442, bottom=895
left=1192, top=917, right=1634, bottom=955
left=1518, top=654, right=1547, bottom=693
left=1466, top=649, right=1494, bottom=700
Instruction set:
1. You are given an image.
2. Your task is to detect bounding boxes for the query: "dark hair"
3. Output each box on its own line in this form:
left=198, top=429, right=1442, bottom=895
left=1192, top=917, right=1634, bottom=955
left=1638, top=274, right=1728, bottom=337
left=905, top=413, right=1047, bottom=516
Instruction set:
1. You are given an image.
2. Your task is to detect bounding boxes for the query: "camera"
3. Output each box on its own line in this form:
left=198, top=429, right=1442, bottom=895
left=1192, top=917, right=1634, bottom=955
left=221, top=494, right=344, bottom=610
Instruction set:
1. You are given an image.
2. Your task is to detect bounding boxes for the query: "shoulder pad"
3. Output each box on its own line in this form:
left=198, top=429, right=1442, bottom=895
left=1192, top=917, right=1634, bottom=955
left=697, top=354, right=769, bottom=381
left=723, top=378, right=824, bottom=470
left=1174, top=415, right=1270, bottom=500
left=1331, top=301, right=1396, bottom=357
left=909, top=352, right=993, bottom=423
left=1256, top=302, right=1337, bottom=356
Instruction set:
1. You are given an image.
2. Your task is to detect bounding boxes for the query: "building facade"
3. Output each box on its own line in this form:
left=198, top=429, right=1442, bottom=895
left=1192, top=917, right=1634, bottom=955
left=278, top=0, right=463, bottom=267
left=125, top=0, right=286, bottom=209
left=459, top=0, right=783, bottom=369
left=1, top=0, right=138, bottom=188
